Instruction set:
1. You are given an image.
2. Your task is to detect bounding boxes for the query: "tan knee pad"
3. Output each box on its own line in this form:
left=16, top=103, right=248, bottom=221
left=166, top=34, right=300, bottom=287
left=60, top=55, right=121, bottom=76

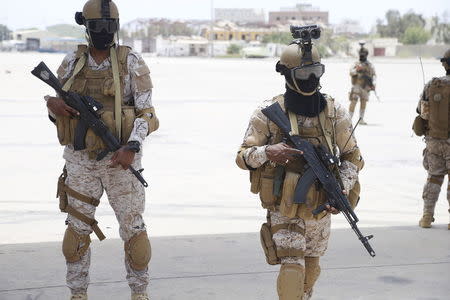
left=304, top=257, right=321, bottom=293
left=62, top=226, right=91, bottom=263
left=125, top=231, right=151, bottom=271
left=277, top=264, right=305, bottom=300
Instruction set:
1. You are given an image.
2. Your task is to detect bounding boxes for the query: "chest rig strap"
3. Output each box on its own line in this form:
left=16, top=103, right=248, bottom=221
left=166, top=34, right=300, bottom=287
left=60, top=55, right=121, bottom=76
left=287, top=108, right=334, bottom=155
left=110, top=46, right=122, bottom=141
left=62, top=47, right=87, bottom=92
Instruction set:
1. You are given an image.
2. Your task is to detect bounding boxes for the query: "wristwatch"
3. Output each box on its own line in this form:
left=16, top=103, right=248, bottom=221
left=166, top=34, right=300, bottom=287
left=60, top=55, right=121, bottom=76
left=126, top=141, right=141, bottom=153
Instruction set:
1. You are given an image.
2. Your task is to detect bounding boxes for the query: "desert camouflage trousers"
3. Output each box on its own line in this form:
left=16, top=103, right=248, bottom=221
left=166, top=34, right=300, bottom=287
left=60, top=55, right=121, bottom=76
left=63, top=148, right=149, bottom=295
left=349, top=85, right=369, bottom=115
left=422, top=138, right=450, bottom=214
left=269, top=210, right=331, bottom=300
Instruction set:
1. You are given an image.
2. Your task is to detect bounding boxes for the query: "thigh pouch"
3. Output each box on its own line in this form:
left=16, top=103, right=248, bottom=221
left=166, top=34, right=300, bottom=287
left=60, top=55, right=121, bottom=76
left=260, top=221, right=305, bottom=265
left=57, top=169, right=105, bottom=241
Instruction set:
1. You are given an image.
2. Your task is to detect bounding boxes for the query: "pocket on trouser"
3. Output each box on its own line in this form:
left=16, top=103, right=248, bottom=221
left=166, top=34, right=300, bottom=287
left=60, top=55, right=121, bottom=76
left=260, top=223, right=279, bottom=265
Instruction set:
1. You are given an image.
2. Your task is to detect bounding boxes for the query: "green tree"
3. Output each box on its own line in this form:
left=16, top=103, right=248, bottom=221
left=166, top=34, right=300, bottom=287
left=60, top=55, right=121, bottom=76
left=0, top=24, right=12, bottom=41
left=376, top=9, right=428, bottom=42
left=430, top=15, right=450, bottom=44
left=402, top=26, right=431, bottom=44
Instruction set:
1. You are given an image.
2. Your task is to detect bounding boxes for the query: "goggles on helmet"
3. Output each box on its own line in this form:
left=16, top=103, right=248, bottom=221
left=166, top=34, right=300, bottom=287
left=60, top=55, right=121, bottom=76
left=86, top=19, right=119, bottom=34
left=291, top=63, right=325, bottom=80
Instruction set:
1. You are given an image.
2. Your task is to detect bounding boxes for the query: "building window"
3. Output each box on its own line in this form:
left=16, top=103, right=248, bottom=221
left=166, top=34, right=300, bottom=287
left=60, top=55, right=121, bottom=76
left=242, top=34, right=246, bottom=40
left=276, top=17, right=280, bottom=21
left=292, top=17, right=296, bottom=20
left=214, top=34, right=218, bottom=40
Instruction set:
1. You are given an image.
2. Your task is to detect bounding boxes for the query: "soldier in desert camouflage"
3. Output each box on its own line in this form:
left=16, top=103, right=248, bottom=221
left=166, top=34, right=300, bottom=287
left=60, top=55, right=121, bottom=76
left=413, top=49, right=450, bottom=230
left=236, top=38, right=364, bottom=299
left=44, top=1, right=159, bottom=299
left=348, top=43, right=376, bottom=125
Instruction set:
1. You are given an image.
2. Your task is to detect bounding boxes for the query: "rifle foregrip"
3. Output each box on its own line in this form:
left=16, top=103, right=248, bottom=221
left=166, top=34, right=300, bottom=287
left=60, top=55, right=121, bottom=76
left=312, top=203, right=328, bottom=215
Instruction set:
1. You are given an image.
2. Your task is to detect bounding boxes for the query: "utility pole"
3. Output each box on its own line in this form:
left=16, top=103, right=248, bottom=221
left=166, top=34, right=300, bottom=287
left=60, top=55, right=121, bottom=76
left=209, top=0, right=214, bottom=57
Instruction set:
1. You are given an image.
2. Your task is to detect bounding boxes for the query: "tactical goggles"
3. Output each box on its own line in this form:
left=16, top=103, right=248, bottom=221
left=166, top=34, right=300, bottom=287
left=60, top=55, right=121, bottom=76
left=86, top=19, right=119, bottom=34
left=291, top=63, right=325, bottom=80
left=440, top=57, right=450, bottom=64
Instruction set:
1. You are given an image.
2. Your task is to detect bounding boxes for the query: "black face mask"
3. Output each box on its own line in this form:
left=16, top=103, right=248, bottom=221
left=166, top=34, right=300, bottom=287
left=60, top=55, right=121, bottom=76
left=89, top=29, right=115, bottom=50
left=446, top=69, right=450, bottom=76
left=284, top=73, right=320, bottom=94
left=360, top=55, right=367, bottom=62
left=284, top=86, right=326, bottom=117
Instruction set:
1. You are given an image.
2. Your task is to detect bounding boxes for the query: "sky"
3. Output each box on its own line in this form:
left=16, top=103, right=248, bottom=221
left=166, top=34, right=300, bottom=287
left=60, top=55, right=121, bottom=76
left=1, top=0, right=448, bottom=32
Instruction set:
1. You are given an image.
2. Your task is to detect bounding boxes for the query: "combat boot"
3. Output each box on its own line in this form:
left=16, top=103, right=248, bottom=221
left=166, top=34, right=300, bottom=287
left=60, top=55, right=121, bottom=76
left=419, top=213, right=434, bottom=228
left=131, top=293, right=149, bottom=300
left=70, top=294, right=87, bottom=300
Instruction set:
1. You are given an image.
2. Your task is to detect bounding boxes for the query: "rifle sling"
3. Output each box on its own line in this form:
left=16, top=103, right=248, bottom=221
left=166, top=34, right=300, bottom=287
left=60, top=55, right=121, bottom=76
left=62, top=55, right=87, bottom=92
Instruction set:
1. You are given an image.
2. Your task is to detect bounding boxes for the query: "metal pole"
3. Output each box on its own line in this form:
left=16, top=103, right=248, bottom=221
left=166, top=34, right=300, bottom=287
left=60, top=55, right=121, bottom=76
left=210, top=0, right=214, bottom=57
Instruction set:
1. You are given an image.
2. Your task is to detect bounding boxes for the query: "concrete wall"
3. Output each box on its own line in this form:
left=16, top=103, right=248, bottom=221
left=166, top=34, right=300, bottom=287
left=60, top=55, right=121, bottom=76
left=396, top=45, right=449, bottom=58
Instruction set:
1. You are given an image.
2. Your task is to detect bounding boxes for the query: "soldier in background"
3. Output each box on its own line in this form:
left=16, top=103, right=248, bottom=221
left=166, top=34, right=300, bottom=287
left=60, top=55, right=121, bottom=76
left=44, top=1, right=159, bottom=299
left=236, top=39, right=364, bottom=299
left=348, top=43, right=376, bottom=125
left=413, top=49, right=450, bottom=229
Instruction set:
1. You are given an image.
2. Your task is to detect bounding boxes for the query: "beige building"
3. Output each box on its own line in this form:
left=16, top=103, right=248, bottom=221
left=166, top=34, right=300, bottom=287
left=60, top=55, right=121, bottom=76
left=202, top=21, right=274, bottom=42
left=269, top=3, right=329, bottom=25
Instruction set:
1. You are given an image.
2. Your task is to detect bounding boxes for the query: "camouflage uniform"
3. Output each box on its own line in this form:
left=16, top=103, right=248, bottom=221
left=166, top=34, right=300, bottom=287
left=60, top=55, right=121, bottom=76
left=237, top=95, right=362, bottom=300
left=348, top=61, right=376, bottom=121
left=55, top=47, right=154, bottom=295
left=417, top=75, right=450, bottom=225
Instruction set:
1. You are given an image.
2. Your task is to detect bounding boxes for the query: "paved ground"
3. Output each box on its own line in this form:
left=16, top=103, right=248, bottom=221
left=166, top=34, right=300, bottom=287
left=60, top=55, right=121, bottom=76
left=0, top=225, right=448, bottom=300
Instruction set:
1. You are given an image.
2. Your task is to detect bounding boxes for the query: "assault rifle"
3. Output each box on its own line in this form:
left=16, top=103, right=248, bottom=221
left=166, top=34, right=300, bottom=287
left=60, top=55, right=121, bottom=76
left=31, top=62, right=148, bottom=187
left=361, top=74, right=380, bottom=102
left=261, top=102, right=375, bottom=257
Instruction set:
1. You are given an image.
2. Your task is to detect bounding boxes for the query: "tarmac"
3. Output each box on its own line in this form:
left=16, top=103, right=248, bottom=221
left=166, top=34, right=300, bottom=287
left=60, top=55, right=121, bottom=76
left=0, top=225, right=449, bottom=300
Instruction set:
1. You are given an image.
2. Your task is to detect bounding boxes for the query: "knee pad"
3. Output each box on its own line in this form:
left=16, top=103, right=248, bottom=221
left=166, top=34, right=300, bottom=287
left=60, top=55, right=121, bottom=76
left=304, top=257, right=321, bottom=293
left=125, top=231, right=151, bottom=271
left=62, top=226, right=91, bottom=263
left=277, top=264, right=305, bottom=300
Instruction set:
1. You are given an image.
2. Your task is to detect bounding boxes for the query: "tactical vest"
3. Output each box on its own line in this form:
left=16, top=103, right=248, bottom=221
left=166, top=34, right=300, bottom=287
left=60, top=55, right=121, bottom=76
left=250, top=95, right=361, bottom=220
left=355, top=62, right=372, bottom=88
left=56, top=45, right=136, bottom=152
left=427, top=78, right=450, bottom=139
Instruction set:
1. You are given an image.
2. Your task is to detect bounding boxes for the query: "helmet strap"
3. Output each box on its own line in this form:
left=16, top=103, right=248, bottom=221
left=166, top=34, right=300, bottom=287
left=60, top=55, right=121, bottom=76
left=287, top=80, right=316, bottom=96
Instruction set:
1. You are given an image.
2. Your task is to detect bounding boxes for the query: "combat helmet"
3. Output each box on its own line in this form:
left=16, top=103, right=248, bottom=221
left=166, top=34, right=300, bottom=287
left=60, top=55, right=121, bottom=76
left=75, top=0, right=120, bottom=50
left=277, top=43, right=324, bottom=95
left=358, top=42, right=369, bottom=62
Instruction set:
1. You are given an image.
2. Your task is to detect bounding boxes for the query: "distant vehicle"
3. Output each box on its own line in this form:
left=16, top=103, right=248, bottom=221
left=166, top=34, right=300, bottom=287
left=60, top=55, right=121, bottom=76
left=241, top=45, right=270, bottom=58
